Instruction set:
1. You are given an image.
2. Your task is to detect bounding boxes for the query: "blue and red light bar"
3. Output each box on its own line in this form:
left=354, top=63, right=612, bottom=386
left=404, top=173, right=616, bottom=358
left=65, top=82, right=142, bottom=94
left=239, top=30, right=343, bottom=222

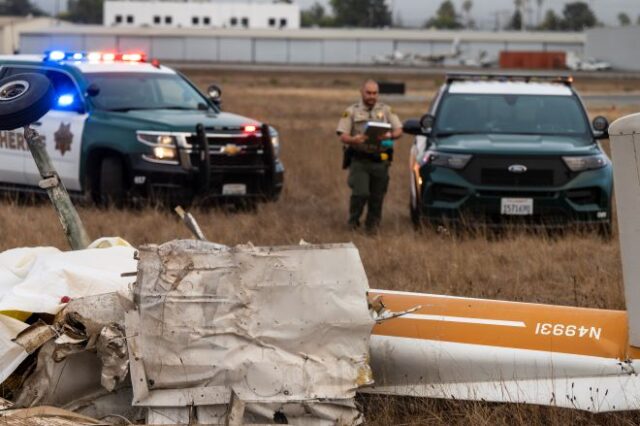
left=44, top=50, right=147, bottom=63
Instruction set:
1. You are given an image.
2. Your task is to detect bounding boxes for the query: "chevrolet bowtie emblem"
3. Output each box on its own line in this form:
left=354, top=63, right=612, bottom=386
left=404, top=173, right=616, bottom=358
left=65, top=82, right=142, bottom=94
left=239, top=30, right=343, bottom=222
left=222, top=144, right=241, bottom=156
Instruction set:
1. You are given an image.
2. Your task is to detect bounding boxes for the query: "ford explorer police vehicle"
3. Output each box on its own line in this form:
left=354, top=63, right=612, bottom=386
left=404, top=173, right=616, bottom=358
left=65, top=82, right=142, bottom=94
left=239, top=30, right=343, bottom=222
left=0, top=51, right=283, bottom=205
left=404, top=73, right=612, bottom=232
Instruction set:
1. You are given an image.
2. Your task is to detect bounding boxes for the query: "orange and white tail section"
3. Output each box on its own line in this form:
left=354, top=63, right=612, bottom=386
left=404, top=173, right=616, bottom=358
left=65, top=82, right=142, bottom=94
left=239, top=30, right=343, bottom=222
left=364, top=114, right=640, bottom=412
left=367, top=290, right=640, bottom=412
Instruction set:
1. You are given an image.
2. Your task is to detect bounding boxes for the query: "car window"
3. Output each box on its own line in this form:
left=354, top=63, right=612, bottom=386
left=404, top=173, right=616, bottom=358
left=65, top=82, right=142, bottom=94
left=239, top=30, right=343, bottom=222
left=434, top=93, right=590, bottom=139
left=1, top=66, right=83, bottom=113
left=84, top=72, right=212, bottom=112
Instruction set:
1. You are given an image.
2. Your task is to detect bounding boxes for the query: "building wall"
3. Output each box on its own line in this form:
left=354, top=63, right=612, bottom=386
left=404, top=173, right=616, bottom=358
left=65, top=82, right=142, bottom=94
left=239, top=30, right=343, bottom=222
left=103, top=1, right=300, bottom=30
left=586, top=26, right=640, bottom=71
left=0, top=17, right=63, bottom=54
left=20, top=28, right=584, bottom=65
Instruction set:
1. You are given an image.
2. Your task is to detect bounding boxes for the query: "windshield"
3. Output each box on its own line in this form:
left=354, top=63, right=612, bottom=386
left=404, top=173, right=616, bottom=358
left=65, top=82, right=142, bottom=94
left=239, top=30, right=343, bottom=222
left=434, top=93, right=590, bottom=138
left=85, top=72, right=213, bottom=112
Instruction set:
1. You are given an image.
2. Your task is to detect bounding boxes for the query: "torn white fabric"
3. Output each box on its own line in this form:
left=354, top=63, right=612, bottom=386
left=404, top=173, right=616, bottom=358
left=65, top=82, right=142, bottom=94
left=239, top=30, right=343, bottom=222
left=0, top=328, right=28, bottom=385
left=128, top=240, right=374, bottom=408
left=0, top=244, right=136, bottom=315
left=0, top=315, right=30, bottom=384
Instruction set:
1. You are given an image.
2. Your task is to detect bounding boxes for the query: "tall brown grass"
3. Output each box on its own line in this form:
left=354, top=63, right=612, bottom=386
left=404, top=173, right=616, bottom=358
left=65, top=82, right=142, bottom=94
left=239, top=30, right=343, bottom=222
left=1, top=69, right=639, bottom=424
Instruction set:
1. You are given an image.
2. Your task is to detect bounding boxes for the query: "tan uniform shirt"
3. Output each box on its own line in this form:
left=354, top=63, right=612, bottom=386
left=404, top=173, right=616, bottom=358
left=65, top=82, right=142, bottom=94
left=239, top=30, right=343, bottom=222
left=336, top=101, right=402, bottom=153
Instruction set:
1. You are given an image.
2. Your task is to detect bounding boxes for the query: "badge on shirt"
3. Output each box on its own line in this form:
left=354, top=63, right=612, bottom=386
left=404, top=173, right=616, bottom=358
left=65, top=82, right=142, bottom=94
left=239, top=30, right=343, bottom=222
left=376, top=111, right=384, bottom=120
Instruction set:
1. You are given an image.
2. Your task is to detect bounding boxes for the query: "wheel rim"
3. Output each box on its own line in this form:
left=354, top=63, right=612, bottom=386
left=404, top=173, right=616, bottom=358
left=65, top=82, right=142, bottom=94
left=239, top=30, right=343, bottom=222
left=0, top=80, right=30, bottom=102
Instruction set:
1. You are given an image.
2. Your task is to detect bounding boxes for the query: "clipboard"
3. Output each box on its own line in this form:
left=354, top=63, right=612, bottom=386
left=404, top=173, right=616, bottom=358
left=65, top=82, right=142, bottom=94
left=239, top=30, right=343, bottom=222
left=363, top=121, right=392, bottom=146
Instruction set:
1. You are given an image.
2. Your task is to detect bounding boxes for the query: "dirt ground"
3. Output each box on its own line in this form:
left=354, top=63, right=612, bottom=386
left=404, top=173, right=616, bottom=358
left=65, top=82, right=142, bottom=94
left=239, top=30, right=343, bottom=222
left=2, top=70, right=640, bottom=425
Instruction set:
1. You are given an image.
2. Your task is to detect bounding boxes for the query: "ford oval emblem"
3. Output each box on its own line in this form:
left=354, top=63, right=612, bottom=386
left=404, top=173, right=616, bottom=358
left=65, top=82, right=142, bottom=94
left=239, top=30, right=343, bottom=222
left=508, top=164, right=527, bottom=173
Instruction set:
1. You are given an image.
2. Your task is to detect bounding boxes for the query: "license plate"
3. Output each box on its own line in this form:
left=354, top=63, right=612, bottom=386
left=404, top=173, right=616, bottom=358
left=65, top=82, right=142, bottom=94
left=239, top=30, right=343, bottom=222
left=501, top=198, right=533, bottom=215
left=222, top=183, right=247, bottom=195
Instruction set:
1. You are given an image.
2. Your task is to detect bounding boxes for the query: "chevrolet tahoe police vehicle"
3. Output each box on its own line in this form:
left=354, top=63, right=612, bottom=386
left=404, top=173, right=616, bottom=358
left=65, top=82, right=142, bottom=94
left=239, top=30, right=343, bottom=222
left=404, top=73, right=612, bottom=231
left=0, top=51, right=283, bottom=205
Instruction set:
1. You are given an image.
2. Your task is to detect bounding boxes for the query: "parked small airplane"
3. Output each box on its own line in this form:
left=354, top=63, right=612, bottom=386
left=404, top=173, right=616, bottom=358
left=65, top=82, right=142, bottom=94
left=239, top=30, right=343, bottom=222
left=413, top=37, right=461, bottom=65
left=372, top=38, right=461, bottom=66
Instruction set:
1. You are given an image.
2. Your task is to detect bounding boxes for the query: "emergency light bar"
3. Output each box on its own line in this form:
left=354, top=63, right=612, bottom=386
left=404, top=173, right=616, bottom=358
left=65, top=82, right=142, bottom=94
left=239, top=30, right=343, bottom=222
left=446, top=72, right=574, bottom=86
left=44, top=50, right=147, bottom=63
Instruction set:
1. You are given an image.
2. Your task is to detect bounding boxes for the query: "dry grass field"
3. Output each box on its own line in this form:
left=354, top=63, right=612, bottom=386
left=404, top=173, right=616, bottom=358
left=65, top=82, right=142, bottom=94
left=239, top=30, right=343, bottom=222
left=2, top=69, right=640, bottom=424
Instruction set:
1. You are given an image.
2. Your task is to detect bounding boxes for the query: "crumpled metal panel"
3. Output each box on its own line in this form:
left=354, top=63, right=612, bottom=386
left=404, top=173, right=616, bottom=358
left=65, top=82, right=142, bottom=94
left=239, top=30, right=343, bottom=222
left=128, top=240, right=374, bottom=406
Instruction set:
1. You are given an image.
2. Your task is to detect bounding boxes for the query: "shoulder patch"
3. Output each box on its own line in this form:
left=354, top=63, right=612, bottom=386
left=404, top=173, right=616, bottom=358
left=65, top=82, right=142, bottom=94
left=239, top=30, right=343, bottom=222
left=342, top=110, right=350, bottom=118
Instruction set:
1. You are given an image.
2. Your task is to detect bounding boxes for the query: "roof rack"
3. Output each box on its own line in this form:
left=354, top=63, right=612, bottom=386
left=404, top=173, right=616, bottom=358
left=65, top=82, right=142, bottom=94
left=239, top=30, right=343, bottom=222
left=445, top=72, right=573, bottom=86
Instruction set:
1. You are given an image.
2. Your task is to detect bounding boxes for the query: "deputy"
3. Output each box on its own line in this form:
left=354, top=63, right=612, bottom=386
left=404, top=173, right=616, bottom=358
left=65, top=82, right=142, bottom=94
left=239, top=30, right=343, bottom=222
left=336, top=79, right=403, bottom=232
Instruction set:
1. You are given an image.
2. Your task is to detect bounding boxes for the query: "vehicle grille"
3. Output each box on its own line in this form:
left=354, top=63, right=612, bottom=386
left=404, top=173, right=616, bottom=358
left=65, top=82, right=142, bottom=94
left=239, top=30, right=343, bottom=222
left=187, top=130, right=267, bottom=169
left=459, top=155, right=575, bottom=187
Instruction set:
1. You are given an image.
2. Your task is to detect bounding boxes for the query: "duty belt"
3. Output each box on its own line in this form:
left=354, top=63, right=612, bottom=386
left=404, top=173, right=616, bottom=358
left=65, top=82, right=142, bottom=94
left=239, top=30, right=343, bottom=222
left=351, top=150, right=393, bottom=163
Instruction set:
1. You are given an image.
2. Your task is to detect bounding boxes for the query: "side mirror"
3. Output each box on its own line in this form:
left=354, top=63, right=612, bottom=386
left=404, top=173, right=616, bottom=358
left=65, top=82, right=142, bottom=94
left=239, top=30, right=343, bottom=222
left=403, top=119, right=423, bottom=135
left=420, top=113, right=435, bottom=130
left=593, top=116, right=609, bottom=139
left=207, top=84, right=222, bottom=108
left=86, top=83, right=100, bottom=97
left=403, top=114, right=434, bottom=136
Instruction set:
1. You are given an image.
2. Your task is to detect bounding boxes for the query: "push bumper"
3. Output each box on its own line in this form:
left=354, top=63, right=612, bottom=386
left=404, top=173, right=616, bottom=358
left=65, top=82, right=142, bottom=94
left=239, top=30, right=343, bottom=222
left=128, top=154, right=284, bottom=202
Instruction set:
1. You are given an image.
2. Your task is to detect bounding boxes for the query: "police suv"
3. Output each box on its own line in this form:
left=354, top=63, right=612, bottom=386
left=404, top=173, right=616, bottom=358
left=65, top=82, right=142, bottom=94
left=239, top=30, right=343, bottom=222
left=404, top=73, right=612, bottom=231
left=0, top=51, right=284, bottom=205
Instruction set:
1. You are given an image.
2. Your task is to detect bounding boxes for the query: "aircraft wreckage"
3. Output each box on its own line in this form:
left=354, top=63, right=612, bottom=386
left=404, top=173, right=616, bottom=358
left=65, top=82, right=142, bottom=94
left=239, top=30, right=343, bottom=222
left=2, top=72, right=640, bottom=424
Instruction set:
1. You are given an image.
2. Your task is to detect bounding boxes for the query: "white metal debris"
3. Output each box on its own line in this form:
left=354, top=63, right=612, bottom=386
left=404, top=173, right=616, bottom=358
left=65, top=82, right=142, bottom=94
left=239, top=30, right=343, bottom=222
left=127, top=240, right=375, bottom=424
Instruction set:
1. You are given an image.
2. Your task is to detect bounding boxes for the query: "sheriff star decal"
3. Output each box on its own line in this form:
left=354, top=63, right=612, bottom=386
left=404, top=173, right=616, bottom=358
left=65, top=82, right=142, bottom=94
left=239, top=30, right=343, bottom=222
left=54, top=123, right=73, bottom=156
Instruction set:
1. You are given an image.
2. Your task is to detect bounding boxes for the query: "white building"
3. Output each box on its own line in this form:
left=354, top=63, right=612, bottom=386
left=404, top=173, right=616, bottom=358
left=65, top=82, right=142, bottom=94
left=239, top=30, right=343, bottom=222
left=103, top=0, right=300, bottom=29
left=21, top=27, right=585, bottom=64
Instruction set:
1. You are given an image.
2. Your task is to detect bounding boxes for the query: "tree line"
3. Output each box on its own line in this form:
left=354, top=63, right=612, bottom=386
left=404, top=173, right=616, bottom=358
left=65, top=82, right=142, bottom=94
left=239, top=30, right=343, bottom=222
left=2, top=0, right=639, bottom=29
left=0, top=0, right=103, bottom=23
left=302, top=0, right=640, bottom=31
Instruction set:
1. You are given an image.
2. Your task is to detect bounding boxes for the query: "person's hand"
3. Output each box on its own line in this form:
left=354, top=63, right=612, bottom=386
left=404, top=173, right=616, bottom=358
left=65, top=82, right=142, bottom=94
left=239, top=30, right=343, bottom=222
left=352, top=134, right=367, bottom=144
left=377, top=131, right=392, bottom=141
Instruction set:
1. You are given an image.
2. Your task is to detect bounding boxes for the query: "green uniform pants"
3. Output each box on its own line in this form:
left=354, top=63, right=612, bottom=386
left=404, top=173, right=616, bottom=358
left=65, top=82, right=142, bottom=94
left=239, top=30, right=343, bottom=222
left=347, top=158, right=390, bottom=229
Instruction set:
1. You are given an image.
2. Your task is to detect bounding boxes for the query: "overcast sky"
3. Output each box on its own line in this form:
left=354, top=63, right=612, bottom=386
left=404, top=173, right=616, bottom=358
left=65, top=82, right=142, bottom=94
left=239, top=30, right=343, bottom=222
left=295, top=0, right=638, bottom=29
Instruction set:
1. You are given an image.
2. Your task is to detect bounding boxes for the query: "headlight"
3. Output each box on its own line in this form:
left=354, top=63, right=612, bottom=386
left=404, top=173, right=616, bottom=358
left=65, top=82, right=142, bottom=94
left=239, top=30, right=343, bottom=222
left=137, top=132, right=178, bottom=162
left=271, top=135, right=280, bottom=157
left=421, top=150, right=472, bottom=169
left=562, top=154, right=609, bottom=172
left=137, top=133, right=177, bottom=146
left=152, top=146, right=176, bottom=160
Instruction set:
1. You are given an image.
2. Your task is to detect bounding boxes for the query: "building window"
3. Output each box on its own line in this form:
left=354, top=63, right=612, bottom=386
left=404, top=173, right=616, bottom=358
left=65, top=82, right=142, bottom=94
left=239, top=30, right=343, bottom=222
left=192, top=16, right=199, bottom=25
left=153, top=15, right=160, bottom=24
left=279, top=18, right=287, bottom=28
left=230, top=17, right=238, bottom=26
left=165, top=15, right=172, bottom=24
left=268, top=17, right=276, bottom=27
left=126, top=15, right=134, bottom=24
left=203, top=16, right=210, bottom=25
left=115, top=14, right=122, bottom=24
left=241, top=17, right=249, bottom=27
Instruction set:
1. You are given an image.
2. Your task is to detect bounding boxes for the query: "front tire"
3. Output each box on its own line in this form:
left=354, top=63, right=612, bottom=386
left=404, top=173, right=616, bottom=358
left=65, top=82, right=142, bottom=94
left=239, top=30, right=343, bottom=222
left=99, top=156, right=125, bottom=207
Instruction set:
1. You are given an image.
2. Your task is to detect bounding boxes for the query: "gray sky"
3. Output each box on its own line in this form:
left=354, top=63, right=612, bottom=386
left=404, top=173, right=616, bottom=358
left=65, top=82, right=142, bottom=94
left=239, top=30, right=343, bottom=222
left=296, top=0, right=638, bottom=29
